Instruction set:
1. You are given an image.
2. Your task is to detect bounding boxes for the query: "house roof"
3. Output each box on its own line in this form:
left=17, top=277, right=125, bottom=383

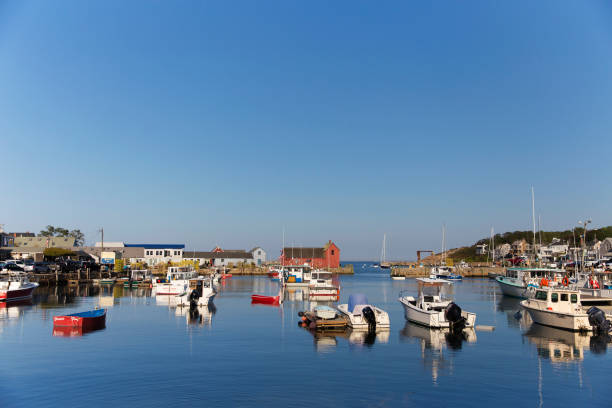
left=283, top=247, right=326, bottom=259
left=14, top=236, right=76, bottom=248
left=183, top=251, right=253, bottom=259
left=250, top=247, right=264, bottom=253
left=125, top=244, right=185, bottom=249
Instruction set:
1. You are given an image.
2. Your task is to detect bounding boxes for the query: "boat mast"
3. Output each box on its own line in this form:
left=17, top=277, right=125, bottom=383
left=531, top=187, right=537, bottom=267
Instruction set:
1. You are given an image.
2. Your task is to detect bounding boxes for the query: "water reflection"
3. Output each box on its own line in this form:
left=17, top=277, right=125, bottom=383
left=496, top=296, right=532, bottom=329
left=302, top=328, right=390, bottom=352
left=524, top=324, right=612, bottom=362
left=400, top=322, right=476, bottom=384
left=52, top=325, right=106, bottom=337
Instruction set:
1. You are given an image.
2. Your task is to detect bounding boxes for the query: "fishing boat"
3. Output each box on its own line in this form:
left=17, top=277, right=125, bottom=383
left=520, top=288, right=612, bottom=332
left=398, top=278, right=476, bottom=332
left=124, top=269, right=152, bottom=288
left=282, top=265, right=312, bottom=287
left=336, top=294, right=390, bottom=330
left=53, top=309, right=107, bottom=330
left=153, top=266, right=198, bottom=295
left=0, top=273, right=39, bottom=302
left=307, top=270, right=339, bottom=300
left=496, top=268, right=566, bottom=298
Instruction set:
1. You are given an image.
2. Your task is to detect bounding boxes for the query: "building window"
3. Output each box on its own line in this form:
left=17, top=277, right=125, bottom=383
left=258, top=251, right=261, bottom=255
left=331, top=250, right=335, bottom=255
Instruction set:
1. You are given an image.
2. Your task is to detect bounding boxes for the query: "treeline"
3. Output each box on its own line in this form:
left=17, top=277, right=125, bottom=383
left=475, top=226, right=612, bottom=247
left=38, top=225, right=85, bottom=246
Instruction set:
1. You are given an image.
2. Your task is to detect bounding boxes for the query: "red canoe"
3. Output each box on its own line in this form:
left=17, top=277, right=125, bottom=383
left=53, top=309, right=106, bottom=331
left=251, top=294, right=280, bottom=305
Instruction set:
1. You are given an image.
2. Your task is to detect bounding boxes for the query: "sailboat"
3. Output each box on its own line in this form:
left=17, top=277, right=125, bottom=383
left=380, top=234, right=391, bottom=269
left=430, top=225, right=462, bottom=280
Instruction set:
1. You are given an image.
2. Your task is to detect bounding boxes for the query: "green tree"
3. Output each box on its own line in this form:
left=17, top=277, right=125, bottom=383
left=69, top=229, right=85, bottom=246
left=39, top=225, right=56, bottom=237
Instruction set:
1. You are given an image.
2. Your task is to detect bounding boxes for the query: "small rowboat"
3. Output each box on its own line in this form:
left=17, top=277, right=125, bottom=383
left=53, top=309, right=107, bottom=330
left=251, top=294, right=280, bottom=305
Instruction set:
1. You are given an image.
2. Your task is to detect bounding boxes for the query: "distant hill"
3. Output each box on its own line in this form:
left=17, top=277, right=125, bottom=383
left=433, top=226, right=612, bottom=263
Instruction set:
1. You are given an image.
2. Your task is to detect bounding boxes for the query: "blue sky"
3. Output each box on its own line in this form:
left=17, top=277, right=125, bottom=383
left=1, top=1, right=611, bottom=259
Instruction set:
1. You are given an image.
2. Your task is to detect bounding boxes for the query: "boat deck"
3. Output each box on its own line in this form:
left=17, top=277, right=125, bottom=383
left=301, top=311, right=348, bottom=331
left=581, top=295, right=612, bottom=306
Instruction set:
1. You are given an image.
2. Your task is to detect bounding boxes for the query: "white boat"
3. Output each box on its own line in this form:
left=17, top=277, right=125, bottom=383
left=398, top=278, right=476, bottom=331
left=282, top=265, right=312, bottom=287
left=0, top=273, right=39, bottom=301
left=307, top=270, right=339, bottom=300
left=391, top=276, right=406, bottom=280
left=153, top=266, right=198, bottom=295
left=336, top=294, right=390, bottom=330
left=521, top=288, right=612, bottom=332
left=430, top=265, right=462, bottom=280
left=176, top=277, right=216, bottom=307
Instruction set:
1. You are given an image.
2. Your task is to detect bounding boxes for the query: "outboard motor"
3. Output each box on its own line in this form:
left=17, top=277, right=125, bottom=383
left=189, top=289, right=200, bottom=311
left=587, top=307, right=612, bottom=334
left=445, top=302, right=466, bottom=334
left=362, top=306, right=377, bottom=332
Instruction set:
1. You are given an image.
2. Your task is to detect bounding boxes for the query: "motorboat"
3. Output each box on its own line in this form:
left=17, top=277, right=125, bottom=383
left=176, top=277, right=216, bottom=307
left=496, top=267, right=566, bottom=298
left=124, top=269, right=153, bottom=288
left=521, top=288, right=612, bottom=333
left=336, top=294, right=390, bottom=330
left=282, top=265, right=312, bottom=287
left=153, top=266, right=198, bottom=295
left=391, top=275, right=406, bottom=280
left=0, top=273, right=39, bottom=302
left=100, top=278, right=116, bottom=285
left=398, top=278, right=476, bottom=332
left=430, top=265, right=462, bottom=281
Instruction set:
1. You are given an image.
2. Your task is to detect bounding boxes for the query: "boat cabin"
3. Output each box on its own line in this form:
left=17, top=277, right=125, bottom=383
left=506, top=268, right=566, bottom=281
left=283, top=265, right=312, bottom=284
left=532, top=288, right=582, bottom=313
left=310, top=271, right=333, bottom=286
left=166, top=266, right=198, bottom=281
left=130, top=269, right=152, bottom=281
left=410, top=278, right=453, bottom=310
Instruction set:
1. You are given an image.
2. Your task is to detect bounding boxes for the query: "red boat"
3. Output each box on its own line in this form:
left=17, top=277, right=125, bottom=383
left=0, top=273, right=39, bottom=302
left=53, top=309, right=107, bottom=330
left=251, top=294, right=280, bottom=305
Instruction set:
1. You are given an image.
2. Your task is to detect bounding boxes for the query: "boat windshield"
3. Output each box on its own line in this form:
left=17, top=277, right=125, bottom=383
left=417, top=280, right=452, bottom=297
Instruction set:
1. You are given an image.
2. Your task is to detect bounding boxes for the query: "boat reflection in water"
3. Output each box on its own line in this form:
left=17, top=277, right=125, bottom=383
left=52, top=324, right=106, bottom=338
left=304, top=328, right=390, bottom=352
left=400, top=322, right=477, bottom=383
left=177, top=303, right=216, bottom=327
left=497, top=296, right=533, bottom=329
left=524, top=324, right=612, bottom=362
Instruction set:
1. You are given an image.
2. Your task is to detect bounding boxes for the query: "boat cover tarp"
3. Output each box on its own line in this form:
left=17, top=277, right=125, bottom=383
left=348, top=294, right=368, bottom=313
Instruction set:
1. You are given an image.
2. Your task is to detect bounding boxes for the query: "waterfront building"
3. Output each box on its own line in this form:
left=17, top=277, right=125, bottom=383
left=250, top=247, right=266, bottom=266
left=280, top=240, right=340, bottom=269
left=132, top=244, right=184, bottom=265
left=209, top=247, right=255, bottom=266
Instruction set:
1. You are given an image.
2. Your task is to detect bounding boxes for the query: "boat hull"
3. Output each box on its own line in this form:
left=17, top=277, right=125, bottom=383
left=496, top=276, right=529, bottom=298
left=336, top=304, right=390, bottom=330
left=399, top=298, right=476, bottom=329
left=521, top=302, right=592, bottom=331
left=251, top=294, right=280, bottom=305
left=0, top=283, right=38, bottom=302
left=53, top=309, right=107, bottom=331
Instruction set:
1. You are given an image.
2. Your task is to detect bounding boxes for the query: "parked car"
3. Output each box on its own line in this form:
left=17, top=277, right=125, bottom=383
left=5, top=259, right=25, bottom=266
left=1, top=263, right=25, bottom=273
left=23, top=260, right=35, bottom=272
left=34, top=262, right=51, bottom=273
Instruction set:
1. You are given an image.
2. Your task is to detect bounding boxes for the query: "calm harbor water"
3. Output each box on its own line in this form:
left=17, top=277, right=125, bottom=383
left=1, top=262, right=610, bottom=407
